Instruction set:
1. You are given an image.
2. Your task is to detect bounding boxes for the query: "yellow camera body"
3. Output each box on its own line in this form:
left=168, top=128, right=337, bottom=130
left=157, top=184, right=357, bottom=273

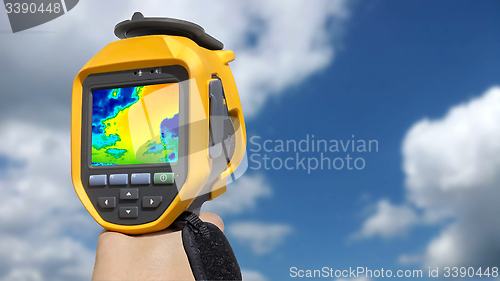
left=71, top=13, right=246, bottom=234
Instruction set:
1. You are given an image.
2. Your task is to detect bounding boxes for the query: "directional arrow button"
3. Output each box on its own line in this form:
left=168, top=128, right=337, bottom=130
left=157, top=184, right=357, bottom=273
left=119, top=207, right=138, bottom=218
left=143, top=196, right=162, bottom=208
left=120, top=188, right=139, bottom=200
left=98, top=197, right=116, bottom=209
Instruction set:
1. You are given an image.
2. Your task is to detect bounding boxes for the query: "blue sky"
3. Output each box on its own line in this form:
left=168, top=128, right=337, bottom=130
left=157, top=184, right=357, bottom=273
left=222, top=1, right=500, bottom=280
left=1, top=1, right=500, bottom=280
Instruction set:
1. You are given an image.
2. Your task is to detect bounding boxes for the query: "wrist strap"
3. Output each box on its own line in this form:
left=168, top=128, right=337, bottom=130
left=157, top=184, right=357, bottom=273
left=180, top=212, right=242, bottom=281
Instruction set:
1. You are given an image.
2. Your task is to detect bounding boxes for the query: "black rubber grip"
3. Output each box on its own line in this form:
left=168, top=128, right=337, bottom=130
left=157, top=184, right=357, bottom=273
left=181, top=213, right=242, bottom=280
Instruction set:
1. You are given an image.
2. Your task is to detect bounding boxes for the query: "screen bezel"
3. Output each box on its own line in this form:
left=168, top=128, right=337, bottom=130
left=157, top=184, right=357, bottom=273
left=79, top=65, right=189, bottom=226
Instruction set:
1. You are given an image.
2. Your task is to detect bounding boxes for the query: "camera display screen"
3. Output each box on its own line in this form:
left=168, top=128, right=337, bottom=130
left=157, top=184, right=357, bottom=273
left=91, top=83, right=179, bottom=166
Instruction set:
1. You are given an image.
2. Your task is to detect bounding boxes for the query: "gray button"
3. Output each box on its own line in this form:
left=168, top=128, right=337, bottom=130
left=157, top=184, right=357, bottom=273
left=131, top=173, right=150, bottom=185
left=98, top=197, right=116, bottom=208
left=119, top=207, right=138, bottom=218
left=109, top=174, right=128, bottom=185
left=120, top=188, right=139, bottom=200
left=142, top=196, right=162, bottom=208
left=89, top=175, right=107, bottom=186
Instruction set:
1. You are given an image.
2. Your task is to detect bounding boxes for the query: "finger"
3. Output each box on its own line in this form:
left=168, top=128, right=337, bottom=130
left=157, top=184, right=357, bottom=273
left=199, top=212, right=224, bottom=232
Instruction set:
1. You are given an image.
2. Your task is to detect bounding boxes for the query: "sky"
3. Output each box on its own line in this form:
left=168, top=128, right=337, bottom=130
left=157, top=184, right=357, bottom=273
left=1, top=0, right=500, bottom=280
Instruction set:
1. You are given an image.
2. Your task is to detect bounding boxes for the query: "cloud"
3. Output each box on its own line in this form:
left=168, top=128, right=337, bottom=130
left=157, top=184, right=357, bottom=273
left=242, top=269, right=269, bottom=281
left=354, top=200, right=419, bottom=239
left=404, top=86, right=500, bottom=268
left=227, top=222, right=293, bottom=255
left=0, top=121, right=100, bottom=281
left=357, top=86, right=500, bottom=268
left=0, top=0, right=350, bottom=124
left=202, top=173, right=272, bottom=216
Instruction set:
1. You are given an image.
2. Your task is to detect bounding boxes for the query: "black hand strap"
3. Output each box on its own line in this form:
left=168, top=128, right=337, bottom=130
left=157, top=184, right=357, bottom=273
left=180, top=212, right=242, bottom=281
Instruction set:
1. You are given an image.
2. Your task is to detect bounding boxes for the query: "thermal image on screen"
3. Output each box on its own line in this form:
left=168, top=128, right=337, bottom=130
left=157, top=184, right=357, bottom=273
left=91, top=83, right=179, bottom=166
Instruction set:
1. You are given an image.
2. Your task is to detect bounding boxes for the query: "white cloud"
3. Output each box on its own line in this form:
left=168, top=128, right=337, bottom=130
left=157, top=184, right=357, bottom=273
left=242, top=269, right=269, bottom=281
left=0, top=0, right=350, bottom=123
left=202, top=174, right=272, bottom=216
left=227, top=222, right=293, bottom=255
left=354, top=200, right=419, bottom=239
left=357, top=86, right=500, bottom=268
left=404, top=86, right=500, bottom=268
left=0, top=121, right=99, bottom=281
left=403, top=87, right=500, bottom=221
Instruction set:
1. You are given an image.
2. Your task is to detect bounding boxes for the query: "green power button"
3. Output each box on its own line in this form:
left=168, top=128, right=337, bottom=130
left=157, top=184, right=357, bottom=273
left=154, top=173, right=174, bottom=184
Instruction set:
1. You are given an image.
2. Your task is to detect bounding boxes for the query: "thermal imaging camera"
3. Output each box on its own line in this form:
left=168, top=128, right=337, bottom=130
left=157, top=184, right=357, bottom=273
left=71, top=12, right=247, bottom=235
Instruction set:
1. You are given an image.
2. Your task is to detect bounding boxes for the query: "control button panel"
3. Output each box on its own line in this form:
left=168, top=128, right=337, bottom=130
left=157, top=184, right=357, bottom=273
left=154, top=173, right=174, bottom=184
left=131, top=173, right=151, bottom=185
left=143, top=196, right=162, bottom=208
left=89, top=175, right=107, bottom=186
left=98, top=197, right=116, bottom=208
left=120, top=188, right=139, bottom=200
left=119, top=207, right=139, bottom=218
left=109, top=174, right=128, bottom=185
left=87, top=172, right=176, bottom=224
